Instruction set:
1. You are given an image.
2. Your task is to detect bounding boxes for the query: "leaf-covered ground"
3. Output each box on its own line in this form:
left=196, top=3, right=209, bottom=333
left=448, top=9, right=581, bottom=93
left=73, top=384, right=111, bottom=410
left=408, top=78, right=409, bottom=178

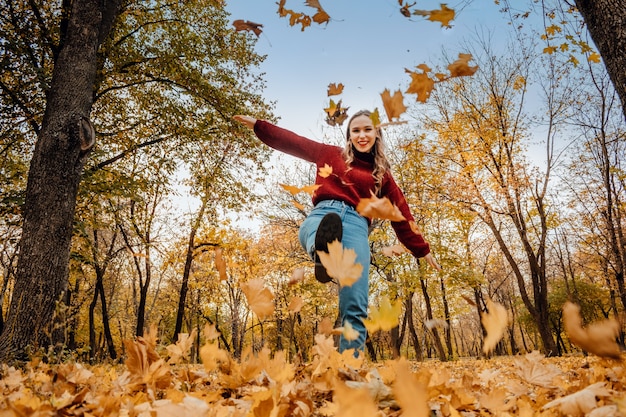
left=1, top=330, right=624, bottom=417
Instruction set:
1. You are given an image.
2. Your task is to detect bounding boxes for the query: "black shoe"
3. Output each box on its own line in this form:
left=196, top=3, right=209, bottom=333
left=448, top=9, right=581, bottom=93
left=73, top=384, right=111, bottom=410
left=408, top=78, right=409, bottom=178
left=314, top=213, right=343, bottom=283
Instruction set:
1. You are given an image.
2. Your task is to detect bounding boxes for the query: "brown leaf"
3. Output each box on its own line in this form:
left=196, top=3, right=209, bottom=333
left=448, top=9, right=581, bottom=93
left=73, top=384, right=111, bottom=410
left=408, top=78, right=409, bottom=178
left=232, top=19, right=263, bottom=36
left=356, top=191, right=406, bottom=221
left=380, top=88, right=407, bottom=121
left=305, top=0, right=330, bottom=24
left=481, top=298, right=509, bottom=354
left=287, top=295, right=304, bottom=313
left=327, top=82, right=344, bottom=96
left=563, top=301, right=622, bottom=359
left=392, top=358, right=430, bottom=417
left=324, top=99, right=350, bottom=126
left=288, top=267, right=305, bottom=285
left=447, top=53, right=478, bottom=77
left=214, top=247, right=227, bottom=281
left=413, top=4, right=455, bottom=28
left=405, top=68, right=435, bottom=103
left=241, top=278, right=275, bottom=320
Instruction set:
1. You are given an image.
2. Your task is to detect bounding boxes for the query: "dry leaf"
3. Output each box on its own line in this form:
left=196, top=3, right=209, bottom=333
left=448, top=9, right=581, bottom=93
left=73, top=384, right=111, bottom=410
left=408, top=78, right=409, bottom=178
left=327, top=82, right=344, bottom=96
left=319, top=163, right=333, bottom=178
left=337, top=320, right=360, bottom=341
left=232, top=19, right=263, bottom=36
left=166, top=329, right=197, bottom=364
left=563, top=301, right=622, bottom=359
left=447, top=53, right=478, bottom=77
left=356, top=191, right=406, bottom=221
left=288, top=267, right=305, bottom=285
left=317, top=240, right=363, bottom=287
left=542, top=382, right=613, bottom=416
left=393, top=358, right=430, bottom=417
left=363, top=296, right=402, bottom=333
left=513, top=351, right=561, bottom=388
left=481, top=298, right=509, bottom=354
left=413, top=4, right=455, bottom=28
left=380, top=88, right=407, bottom=121
left=324, top=99, right=350, bottom=126
left=280, top=183, right=321, bottom=196
left=241, top=278, right=275, bottom=320
left=203, top=323, right=221, bottom=341
left=287, top=295, right=304, bottom=313
left=305, top=0, right=330, bottom=24
left=214, top=247, right=227, bottom=281
left=405, top=67, right=435, bottom=103
left=381, top=244, right=408, bottom=257
left=318, top=316, right=335, bottom=335
left=333, top=381, right=380, bottom=417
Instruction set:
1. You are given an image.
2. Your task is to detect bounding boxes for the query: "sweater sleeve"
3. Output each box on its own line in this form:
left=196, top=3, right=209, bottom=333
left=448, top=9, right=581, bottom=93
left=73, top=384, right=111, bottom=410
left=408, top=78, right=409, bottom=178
left=253, top=120, right=327, bottom=162
left=383, top=174, right=431, bottom=259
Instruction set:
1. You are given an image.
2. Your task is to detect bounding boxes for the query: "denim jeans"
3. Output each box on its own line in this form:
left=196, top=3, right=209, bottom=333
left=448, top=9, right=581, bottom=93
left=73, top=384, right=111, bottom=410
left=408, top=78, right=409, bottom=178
left=298, top=199, right=370, bottom=353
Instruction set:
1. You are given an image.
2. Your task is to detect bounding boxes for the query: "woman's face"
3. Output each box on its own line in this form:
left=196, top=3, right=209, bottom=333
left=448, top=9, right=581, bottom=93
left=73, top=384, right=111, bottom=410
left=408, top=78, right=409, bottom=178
left=349, top=114, right=377, bottom=153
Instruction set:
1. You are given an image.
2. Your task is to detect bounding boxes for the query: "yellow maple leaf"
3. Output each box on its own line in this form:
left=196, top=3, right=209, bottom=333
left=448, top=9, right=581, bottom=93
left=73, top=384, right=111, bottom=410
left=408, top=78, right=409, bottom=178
left=327, top=82, right=344, bottom=96
left=333, top=381, right=380, bottom=417
left=563, top=301, right=622, bottom=359
left=280, top=182, right=321, bottom=196
left=481, top=298, right=509, bottom=354
left=380, top=88, right=407, bottom=121
left=369, top=108, right=381, bottom=127
left=405, top=68, right=435, bottom=103
left=317, top=240, right=363, bottom=287
left=214, top=247, right=227, bottom=281
left=363, top=296, right=402, bottom=333
left=200, top=341, right=230, bottom=372
left=166, top=329, right=197, bottom=364
left=356, top=191, right=406, bottom=221
left=241, top=278, right=275, bottom=320
left=319, top=163, right=333, bottom=178
left=413, top=4, right=455, bottom=28
left=287, top=295, right=304, bottom=313
left=393, top=358, right=430, bottom=417
left=588, top=52, right=601, bottom=63
left=543, top=45, right=557, bottom=54
left=447, top=53, right=478, bottom=78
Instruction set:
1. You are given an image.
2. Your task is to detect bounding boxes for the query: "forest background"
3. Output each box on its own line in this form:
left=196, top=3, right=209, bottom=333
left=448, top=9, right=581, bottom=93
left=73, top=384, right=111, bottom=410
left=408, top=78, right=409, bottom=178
left=0, top=0, right=625, bottom=369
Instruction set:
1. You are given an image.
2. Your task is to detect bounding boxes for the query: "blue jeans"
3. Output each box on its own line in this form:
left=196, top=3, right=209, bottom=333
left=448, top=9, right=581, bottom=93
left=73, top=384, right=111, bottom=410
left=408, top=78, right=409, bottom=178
left=298, top=200, right=370, bottom=353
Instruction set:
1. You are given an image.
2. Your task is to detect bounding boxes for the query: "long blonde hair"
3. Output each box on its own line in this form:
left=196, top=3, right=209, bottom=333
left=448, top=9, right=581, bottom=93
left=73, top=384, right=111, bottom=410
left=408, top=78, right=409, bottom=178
left=342, top=110, right=391, bottom=195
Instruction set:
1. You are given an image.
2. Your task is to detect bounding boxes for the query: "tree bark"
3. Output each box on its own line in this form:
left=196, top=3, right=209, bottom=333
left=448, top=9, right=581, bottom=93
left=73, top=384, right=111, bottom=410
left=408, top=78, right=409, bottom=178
left=574, top=0, right=626, bottom=120
left=0, top=0, right=122, bottom=361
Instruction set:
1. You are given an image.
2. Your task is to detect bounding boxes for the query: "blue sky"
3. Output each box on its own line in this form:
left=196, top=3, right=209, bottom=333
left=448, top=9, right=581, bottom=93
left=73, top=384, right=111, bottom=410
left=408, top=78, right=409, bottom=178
left=224, top=0, right=514, bottom=140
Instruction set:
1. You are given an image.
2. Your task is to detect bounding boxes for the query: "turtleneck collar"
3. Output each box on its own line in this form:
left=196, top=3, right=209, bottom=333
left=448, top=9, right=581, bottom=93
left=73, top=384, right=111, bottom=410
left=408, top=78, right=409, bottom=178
left=352, top=145, right=375, bottom=164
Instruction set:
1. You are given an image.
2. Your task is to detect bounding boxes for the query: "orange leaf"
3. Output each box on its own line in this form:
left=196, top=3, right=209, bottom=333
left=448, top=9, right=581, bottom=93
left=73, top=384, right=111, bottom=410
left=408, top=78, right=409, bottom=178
left=481, top=298, right=509, bottom=354
left=214, top=248, right=227, bottom=281
left=405, top=68, right=435, bottom=103
left=356, top=191, right=406, bottom=221
left=393, top=358, right=430, bottom=417
left=241, top=278, right=275, bottom=320
left=280, top=182, right=321, bottom=195
left=232, top=19, right=263, bottom=36
left=563, top=301, right=622, bottom=359
left=327, top=82, right=344, bottom=96
left=288, top=267, right=305, bottom=285
left=317, top=240, right=363, bottom=287
left=447, top=53, right=478, bottom=77
left=318, top=316, right=335, bottom=335
left=381, top=244, right=408, bottom=257
left=319, top=163, right=333, bottom=178
left=305, top=0, right=330, bottom=24
left=380, top=88, right=407, bottom=121
left=362, top=295, right=402, bottom=333
left=287, top=296, right=304, bottom=313
left=333, top=381, right=380, bottom=417
left=413, top=4, right=455, bottom=28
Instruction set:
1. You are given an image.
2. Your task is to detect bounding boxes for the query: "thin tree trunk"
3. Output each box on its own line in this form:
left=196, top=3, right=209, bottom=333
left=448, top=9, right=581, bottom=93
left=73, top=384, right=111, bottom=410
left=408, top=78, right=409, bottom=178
left=419, top=278, right=447, bottom=361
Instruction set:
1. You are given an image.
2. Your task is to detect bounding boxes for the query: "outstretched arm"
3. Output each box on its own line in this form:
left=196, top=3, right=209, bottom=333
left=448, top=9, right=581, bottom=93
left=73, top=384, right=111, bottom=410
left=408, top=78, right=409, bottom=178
left=233, top=115, right=257, bottom=129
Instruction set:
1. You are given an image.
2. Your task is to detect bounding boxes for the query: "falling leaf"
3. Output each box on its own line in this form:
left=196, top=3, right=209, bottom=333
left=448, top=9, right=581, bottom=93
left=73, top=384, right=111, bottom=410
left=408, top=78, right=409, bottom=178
left=288, top=267, right=305, bottom=285
left=356, top=191, right=406, bottom=221
left=327, top=82, right=344, bottom=96
left=166, top=329, right=197, bottom=365
left=292, top=200, right=306, bottom=211
left=318, top=317, right=335, bottom=335
left=481, top=298, right=509, bottom=354
left=380, top=88, right=407, bottom=121
left=305, top=0, right=330, bottom=24
left=542, top=382, right=614, bottom=415
left=381, top=244, right=408, bottom=257
left=405, top=67, right=435, bottom=103
left=241, top=278, right=275, bottom=320
left=288, top=296, right=304, bottom=313
left=324, top=99, right=350, bottom=126
left=447, top=53, right=478, bottom=77
left=214, top=247, right=227, bottom=281
left=319, top=163, right=333, bottom=178
left=203, top=323, right=221, bottom=341
left=369, top=108, right=381, bottom=127
left=413, top=4, right=455, bottom=28
left=280, top=182, right=321, bottom=196
left=392, top=358, right=430, bottom=417
left=333, top=381, right=380, bottom=417
left=317, top=240, right=363, bottom=287
left=232, top=19, right=263, bottom=36
left=200, top=340, right=230, bottom=372
left=363, top=296, right=402, bottom=333
left=337, top=320, right=360, bottom=341
left=563, top=301, right=622, bottom=359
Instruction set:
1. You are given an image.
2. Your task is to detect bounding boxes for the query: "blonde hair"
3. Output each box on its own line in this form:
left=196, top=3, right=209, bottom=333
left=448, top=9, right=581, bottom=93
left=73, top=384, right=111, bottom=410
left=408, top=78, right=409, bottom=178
left=342, top=110, right=391, bottom=196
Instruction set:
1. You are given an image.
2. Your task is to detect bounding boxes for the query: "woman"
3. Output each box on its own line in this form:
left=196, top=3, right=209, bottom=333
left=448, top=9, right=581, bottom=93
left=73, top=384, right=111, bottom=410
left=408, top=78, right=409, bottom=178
left=234, top=110, right=440, bottom=354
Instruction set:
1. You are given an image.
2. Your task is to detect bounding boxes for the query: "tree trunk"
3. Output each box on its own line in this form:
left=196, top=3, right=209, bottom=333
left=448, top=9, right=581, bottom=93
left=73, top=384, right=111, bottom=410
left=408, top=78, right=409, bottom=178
left=0, top=0, right=122, bottom=361
left=419, top=278, right=447, bottom=361
left=574, top=0, right=626, bottom=120
left=406, top=292, right=423, bottom=361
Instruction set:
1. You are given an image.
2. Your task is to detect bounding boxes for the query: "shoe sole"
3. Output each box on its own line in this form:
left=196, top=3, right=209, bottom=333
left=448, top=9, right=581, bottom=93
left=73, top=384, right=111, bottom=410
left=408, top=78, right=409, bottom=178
left=314, top=213, right=343, bottom=283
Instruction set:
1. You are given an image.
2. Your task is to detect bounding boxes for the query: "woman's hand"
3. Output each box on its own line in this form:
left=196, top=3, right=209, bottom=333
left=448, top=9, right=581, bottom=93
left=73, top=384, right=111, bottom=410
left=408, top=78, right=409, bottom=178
left=423, top=253, right=442, bottom=271
left=233, top=115, right=257, bottom=129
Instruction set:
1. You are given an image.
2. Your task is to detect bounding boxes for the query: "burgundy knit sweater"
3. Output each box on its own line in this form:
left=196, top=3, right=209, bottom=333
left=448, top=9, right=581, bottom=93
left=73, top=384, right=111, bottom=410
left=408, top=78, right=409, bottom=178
left=254, top=120, right=430, bottom=259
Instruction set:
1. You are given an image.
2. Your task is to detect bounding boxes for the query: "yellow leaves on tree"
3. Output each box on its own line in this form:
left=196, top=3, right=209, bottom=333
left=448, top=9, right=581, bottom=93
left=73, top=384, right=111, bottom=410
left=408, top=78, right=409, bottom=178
left=562, top=301, right=622, bottom=359
left=363, top=295, right=402, bottom=333
left=356, top=191, right=406, bottom=221
left=317, top=240, right=363, bottom=286
left=241, top=277, right=275, bottom=320
left=481, top=298, right=509, bottom=355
